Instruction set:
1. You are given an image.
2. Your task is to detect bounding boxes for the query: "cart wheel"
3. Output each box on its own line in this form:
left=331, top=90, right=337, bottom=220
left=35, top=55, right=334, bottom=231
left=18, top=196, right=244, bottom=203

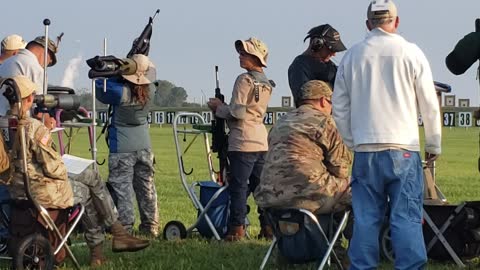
left=380, top=225, right=395, bottom=262
left=14, top=233, right=54, bottom=270
left=163, top=221, right=187, bottom=241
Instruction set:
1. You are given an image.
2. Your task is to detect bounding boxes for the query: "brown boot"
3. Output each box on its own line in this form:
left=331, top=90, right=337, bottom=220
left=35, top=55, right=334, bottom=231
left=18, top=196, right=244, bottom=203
left=224, top=225, right=245, bottom=242
left=90, top=244, right=107, bottom=268
left=257, top=225, right=273, bottom=240
left=111, top=222, right=150, bottom=252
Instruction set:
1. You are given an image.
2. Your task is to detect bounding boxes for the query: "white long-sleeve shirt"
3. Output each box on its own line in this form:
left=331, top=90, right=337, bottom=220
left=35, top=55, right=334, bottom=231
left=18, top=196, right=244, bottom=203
left=332, top=28, right=441, bottom=155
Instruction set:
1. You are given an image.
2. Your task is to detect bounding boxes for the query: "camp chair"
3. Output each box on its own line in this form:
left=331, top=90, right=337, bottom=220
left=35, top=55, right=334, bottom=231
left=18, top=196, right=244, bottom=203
left=423, top=201, right=480, bottom=268
left=259, top=208, right=350, bottom=270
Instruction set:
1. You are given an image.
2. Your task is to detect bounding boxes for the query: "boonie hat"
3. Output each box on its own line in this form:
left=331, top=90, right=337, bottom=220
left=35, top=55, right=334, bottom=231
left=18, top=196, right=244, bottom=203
left=28, top=36, right=58, bottom=67
left=122, top=54, right=156, bottom=85
left=298, top=80, right=332, bottom=100
left=1, top=34, right=26, bottom=51
left=304, top=24, right=347, bottom=53
left=235, top=37, right=269, bottom=67
left=367, top=0, right=397, bottom=21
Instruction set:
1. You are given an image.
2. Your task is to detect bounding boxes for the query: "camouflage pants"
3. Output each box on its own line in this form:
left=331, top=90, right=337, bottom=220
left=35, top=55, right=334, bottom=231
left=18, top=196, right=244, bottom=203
left=107, top=149, right=158, bottom=233
left=70, top=168, right=118, bottom=248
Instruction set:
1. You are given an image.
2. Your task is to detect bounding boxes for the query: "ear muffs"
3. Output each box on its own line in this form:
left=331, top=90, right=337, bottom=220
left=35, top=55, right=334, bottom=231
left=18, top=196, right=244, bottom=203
left=310, top=25, right=332, bottom=52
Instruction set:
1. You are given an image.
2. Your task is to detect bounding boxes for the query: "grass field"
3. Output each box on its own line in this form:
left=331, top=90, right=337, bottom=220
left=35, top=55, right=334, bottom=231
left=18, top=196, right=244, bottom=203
left=3, top=125, right=480, bottom=269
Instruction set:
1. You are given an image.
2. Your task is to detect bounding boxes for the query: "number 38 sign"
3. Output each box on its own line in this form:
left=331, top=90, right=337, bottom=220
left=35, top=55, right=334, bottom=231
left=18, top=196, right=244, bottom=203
left=458, top=112, right=472, bottom=127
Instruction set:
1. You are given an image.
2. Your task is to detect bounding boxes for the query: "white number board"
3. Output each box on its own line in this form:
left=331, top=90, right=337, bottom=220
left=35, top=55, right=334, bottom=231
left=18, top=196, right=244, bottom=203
left=263, top=112, right=274, bottom=125
left=166, top=112, right=176, bottom=124
left=458, top=112, right=472, bottom=127
left=276, top=111, right=287, bottom=122
left=201, top=111, right=212, bottom=123
left=154, top=111, right=165, bottom=124
left=442, top=112, right=455, bottom=127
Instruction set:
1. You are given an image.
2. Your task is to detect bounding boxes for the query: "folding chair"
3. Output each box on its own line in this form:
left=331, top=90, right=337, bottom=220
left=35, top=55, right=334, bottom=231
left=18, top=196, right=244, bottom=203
left=423, top=201, right=480, bottom=268
left=260, top=208, right=350, bottom=270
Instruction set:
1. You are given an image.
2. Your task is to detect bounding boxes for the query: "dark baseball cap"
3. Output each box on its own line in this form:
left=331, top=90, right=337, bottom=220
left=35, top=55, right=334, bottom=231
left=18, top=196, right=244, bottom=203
left=304, top=24, right=347, bottom=52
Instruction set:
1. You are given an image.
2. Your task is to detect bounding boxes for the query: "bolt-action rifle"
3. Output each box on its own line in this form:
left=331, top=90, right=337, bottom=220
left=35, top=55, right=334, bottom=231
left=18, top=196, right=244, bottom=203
left=211, top=66, right=228, bottom=183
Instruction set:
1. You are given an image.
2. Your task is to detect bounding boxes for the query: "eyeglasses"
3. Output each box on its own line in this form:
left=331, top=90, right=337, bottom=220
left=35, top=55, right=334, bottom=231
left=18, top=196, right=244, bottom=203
left=325, top=98, right=332, bottom=104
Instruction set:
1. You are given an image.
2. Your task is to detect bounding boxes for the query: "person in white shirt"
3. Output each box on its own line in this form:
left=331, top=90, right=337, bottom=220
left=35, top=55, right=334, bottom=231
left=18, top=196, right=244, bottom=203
left=332, top=1, right=441, bottom=269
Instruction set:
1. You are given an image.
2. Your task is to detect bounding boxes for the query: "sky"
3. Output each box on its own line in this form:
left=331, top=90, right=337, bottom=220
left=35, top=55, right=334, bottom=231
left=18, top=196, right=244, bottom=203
left=1, top=0, right=479, bottom=107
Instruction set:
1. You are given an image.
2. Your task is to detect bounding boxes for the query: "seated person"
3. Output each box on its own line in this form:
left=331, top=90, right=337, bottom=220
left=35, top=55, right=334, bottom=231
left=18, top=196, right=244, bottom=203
left=4, top=75, right=150, bottom=267
left=254, top=80, right=352, bottom=265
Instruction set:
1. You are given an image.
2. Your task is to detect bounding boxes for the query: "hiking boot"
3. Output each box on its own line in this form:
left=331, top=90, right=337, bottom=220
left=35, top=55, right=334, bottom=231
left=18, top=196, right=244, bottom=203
left=111, top=222, right=150, bottom=252
left=89, top=244, right=107, bottom=268
left=257, top=225, right=273, bottom=240
left=224, top=225, right=245, bottom=242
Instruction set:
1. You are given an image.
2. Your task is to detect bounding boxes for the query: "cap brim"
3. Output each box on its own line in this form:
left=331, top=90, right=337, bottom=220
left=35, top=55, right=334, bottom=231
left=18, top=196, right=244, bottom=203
left=331, top=40, right=347, bottom=52
left=48, top=51, right=57, bottom=67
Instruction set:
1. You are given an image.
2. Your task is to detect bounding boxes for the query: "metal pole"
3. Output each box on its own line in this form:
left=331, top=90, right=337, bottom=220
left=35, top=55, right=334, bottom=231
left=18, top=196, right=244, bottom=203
left=42, top=19, right=50, bottom=95
left=103, top=38, right=107, bottom=93
left=91, top=80, right=97, bottom=165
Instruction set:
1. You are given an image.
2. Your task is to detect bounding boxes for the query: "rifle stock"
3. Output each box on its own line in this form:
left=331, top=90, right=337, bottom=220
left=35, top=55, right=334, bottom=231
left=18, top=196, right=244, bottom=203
left=211, top=66, right=228, bottom=183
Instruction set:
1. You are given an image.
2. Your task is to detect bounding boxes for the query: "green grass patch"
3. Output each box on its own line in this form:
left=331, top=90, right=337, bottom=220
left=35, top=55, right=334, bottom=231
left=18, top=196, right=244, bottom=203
left=2, top=126, right=480, bottom=269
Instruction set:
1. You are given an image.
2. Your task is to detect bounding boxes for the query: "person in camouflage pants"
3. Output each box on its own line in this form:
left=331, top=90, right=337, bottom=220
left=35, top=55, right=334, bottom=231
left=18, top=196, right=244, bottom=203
left=96, top=54, right=159, bottom=236
left=255, top=80, right=352, bottom=214
left=5, top=75, right=150, bottom=267
left=254, top=80, right=352, bottom=267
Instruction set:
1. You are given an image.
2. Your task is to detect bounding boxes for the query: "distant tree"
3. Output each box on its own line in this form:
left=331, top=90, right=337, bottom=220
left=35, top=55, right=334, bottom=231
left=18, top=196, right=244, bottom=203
left=153, top=80, right=188, bottom=107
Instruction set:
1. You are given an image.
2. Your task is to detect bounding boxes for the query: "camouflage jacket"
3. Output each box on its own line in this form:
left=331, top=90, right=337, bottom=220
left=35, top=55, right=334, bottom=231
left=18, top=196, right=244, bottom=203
left=254, top=104, right=352, bottom=214
left=9, top=117, right=73, bottom=209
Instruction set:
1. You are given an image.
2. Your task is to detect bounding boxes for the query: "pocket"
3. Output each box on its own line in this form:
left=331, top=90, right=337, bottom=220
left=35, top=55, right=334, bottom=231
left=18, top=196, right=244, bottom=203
left=407, top=197, right=422, bottom=223
left=351, top=152, right=368, bottom=181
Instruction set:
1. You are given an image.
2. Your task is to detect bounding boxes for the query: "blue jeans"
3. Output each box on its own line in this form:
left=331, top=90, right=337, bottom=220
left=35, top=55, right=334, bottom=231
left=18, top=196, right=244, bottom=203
left=227, top=151, right=266, bottom=226
left=349, top=150, right=427, bottom=270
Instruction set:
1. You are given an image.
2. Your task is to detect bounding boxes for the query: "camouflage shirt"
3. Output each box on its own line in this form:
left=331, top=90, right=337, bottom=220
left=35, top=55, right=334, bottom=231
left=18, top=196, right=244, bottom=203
left=9, top=117, right=74, bottom=209
left=254, top=104, right=352, bottom=214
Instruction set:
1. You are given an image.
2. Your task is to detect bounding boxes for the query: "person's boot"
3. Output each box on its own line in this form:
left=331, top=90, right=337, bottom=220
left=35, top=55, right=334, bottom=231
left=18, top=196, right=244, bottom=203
left=257, top=225, right=273, bottom=240
left=89, top=244, right=107, bottom=267
left=111, top=222, right=150, bottom=252
left=224, top=225, right=245, bottom=242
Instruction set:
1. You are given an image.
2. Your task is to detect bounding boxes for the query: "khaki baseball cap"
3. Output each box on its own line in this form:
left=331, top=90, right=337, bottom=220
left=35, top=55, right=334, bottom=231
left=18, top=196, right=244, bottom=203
left=298, top=80, right=332, bottom=100
left=28, top=36, right=58, bottom=67
left=122, top=54, right=156, bottom=85
left=367, top=0, right=397, bottom=21
left=235, top=37, right=269, bottom=67
left=1, top=34, right=26, bottom=51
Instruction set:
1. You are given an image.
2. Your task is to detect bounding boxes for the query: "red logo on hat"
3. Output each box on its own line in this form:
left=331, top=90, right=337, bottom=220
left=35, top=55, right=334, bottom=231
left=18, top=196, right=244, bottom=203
left=403, top=152, right=411, bottom=158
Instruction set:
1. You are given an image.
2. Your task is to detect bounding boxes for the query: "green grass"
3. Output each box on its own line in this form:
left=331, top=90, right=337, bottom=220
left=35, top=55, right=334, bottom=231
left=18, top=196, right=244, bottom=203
left=3, top=126, right=480, bottom=269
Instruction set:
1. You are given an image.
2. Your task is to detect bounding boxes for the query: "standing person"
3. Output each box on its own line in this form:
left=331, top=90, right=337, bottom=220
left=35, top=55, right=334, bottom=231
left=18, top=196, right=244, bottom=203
left=4, top=75, right=150, bottom=267
left=0, top=36, right=57, bottom=129
left=288, top=24, right=347, bottom=107
left=207, top=37, right=274, bottom=241
left=96, top=54, right=159, bottom=237
left=332, top=1, right=441, bottom=269
left=0, top=34, right=26, bottom=64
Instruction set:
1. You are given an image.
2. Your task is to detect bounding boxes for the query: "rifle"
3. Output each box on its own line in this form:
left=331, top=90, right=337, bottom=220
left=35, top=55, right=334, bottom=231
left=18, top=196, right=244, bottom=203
left=127, top=9, right=160, bottom=58
left=210, top=66, right=228, bottom=183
